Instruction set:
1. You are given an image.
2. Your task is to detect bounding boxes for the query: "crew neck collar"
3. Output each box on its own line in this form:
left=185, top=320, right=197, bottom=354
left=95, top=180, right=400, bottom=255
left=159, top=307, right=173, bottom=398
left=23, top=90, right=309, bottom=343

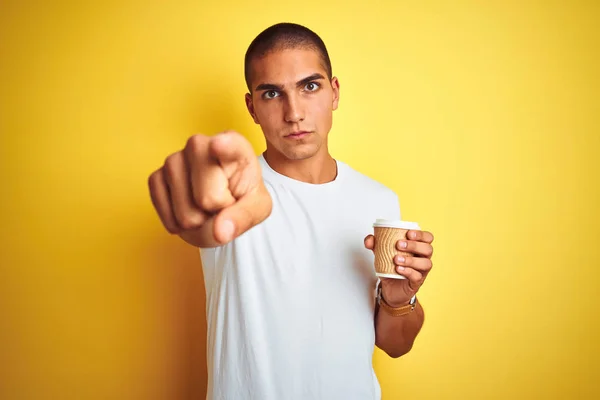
left=258, top=153, right=343, bottom=189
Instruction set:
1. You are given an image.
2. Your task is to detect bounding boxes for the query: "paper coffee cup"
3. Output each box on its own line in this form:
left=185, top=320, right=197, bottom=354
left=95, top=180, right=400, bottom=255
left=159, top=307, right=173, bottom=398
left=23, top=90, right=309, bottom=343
left=373, top=219, right=420, bottom=279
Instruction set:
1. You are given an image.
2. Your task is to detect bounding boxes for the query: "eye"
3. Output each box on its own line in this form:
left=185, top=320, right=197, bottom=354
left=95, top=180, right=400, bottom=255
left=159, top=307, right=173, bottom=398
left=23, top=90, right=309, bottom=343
left=263, top=90, right=279, bottom=99
left=304, top=82, right=320, bottom=92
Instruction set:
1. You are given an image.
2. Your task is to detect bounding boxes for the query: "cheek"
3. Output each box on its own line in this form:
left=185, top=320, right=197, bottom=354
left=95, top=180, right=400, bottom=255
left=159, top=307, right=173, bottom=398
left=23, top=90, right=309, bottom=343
left=256, top=103, right=282, bottom=135
left=314, top=97, right=334, bottom=128
left=255, top=102, right=275, bottom=122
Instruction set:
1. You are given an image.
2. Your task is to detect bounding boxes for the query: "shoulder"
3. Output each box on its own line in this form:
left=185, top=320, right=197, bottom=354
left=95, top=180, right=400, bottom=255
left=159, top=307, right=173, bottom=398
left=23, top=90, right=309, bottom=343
left=338, top=160, right=398, bottom=201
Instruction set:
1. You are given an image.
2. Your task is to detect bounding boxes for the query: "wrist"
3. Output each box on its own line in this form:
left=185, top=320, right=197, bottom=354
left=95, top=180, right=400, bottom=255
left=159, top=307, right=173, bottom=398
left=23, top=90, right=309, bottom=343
left=377, top=284, right=417, bottom=316
left=383, top=294, right=417, bottom=308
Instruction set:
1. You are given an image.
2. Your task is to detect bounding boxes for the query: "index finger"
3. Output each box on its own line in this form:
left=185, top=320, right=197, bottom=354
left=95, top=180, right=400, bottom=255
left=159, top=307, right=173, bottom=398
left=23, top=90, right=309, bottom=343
left=209, top=130, right=256, bottom=169
left=185, top=133, right=235, bottom=212
left=407, top=229, right=434, bottom=244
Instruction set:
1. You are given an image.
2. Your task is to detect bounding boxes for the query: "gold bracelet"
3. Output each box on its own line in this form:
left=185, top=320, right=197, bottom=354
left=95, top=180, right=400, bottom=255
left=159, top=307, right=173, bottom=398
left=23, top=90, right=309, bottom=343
left=379, top=296, right=416, bottom=316
left=377, top=285, right=417, bottom=317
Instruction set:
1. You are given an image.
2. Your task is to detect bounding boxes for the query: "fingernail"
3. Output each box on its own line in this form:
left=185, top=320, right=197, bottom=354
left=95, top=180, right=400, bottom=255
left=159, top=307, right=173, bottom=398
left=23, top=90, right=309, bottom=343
left=397, top=256, right=405, bottom=263
left=410, top=231, right=417, bottom=239
left=221, top=220, right=235, bottom=241
left=400, top=241, right=407, bottom=248
left=397, top=266, right=405, bottom=272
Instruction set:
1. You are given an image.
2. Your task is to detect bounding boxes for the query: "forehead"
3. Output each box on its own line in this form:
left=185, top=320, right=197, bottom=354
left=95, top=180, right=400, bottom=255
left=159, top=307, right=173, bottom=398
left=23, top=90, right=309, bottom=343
left=249, top=48, right=328, bottom=88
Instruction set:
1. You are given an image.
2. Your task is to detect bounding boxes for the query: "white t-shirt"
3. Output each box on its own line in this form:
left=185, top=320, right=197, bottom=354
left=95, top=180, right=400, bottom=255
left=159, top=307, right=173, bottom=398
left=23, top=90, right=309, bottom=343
left=200, top=154, right=401, bottom=400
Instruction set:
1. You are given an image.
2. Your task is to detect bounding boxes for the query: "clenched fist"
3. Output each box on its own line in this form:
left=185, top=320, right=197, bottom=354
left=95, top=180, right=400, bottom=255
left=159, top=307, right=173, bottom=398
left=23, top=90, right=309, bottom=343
left=148, top=130, right=272, bottom=248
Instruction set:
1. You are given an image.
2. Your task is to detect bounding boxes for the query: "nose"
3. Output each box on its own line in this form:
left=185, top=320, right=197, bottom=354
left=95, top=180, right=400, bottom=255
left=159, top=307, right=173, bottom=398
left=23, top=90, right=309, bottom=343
left=283, top=94, right=304, bottom=123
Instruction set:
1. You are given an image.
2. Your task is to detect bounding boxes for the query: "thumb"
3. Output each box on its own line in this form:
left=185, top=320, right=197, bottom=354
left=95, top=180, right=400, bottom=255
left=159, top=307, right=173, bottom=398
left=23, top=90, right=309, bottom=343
left=213, top=185, right=272, bottom=244
left=364, top=235, right=375, bottom=252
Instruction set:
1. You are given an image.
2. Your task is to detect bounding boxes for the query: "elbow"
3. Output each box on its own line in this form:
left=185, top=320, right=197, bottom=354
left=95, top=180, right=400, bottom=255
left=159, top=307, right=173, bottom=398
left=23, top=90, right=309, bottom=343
left=386, top=343, right=413, bottom=359
left=376, top=338, right=414, bottom=359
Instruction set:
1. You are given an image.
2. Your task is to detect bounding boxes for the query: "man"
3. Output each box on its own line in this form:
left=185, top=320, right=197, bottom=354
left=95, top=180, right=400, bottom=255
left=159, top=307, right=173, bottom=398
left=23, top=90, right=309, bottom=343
left=148, top=22, right=434, bottom=400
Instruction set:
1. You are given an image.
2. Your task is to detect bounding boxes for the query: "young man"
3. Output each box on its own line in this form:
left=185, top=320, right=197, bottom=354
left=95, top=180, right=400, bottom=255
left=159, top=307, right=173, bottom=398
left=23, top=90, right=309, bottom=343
left=148, top=23, right=435, bottom=400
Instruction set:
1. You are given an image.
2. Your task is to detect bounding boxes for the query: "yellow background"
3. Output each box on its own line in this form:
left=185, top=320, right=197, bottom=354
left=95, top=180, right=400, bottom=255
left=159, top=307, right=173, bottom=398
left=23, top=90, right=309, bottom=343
left=1, top=1, right=598, bottom=399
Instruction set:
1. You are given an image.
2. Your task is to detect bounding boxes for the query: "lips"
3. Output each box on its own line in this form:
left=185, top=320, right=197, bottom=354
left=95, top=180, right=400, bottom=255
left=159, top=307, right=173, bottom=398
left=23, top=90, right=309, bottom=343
left=285, top=131, right=311, bottom=139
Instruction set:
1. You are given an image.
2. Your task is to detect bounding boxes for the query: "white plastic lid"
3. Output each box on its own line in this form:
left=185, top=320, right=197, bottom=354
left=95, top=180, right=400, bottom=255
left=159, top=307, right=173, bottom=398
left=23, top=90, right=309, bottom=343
left=373, top=219, right=420, bottom=230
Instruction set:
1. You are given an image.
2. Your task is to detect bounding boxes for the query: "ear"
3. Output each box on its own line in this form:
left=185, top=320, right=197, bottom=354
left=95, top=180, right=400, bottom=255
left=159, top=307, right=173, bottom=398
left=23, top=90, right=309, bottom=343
left=245, top=93, right=260, bottom=124
left=331, top=77, right=340, bottom=111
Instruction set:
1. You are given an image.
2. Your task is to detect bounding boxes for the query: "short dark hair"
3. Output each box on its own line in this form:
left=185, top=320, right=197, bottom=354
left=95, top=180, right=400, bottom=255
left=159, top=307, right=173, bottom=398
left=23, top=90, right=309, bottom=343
left=244, top=22, right=332, bottom=92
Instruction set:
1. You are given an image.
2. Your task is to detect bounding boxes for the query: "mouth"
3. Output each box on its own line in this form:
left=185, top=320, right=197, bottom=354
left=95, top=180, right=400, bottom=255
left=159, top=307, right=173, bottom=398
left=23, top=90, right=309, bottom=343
left=285, top=131, right=312, bottom=140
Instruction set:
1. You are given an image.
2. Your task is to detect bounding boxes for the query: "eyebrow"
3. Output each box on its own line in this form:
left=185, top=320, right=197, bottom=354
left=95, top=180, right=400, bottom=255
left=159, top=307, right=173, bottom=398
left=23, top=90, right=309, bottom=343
left=254, top=73, right=326, bottom=92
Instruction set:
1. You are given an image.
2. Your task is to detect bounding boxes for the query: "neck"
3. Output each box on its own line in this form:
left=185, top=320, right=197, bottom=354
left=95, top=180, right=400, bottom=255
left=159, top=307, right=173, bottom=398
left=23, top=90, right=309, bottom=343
left=263, top=148, right=337, bottom=184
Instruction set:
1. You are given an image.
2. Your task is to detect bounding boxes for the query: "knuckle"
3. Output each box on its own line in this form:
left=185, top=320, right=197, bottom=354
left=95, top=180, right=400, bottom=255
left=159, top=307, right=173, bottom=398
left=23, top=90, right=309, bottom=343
left=159, top=212, right=180, bottom=234
left=178, top=213, right=204, bottom=230
left=164, top=152, right=176, bottom=165
left=426, top=259, right=433, bottom=270
left=148, top=169, right=161, bottom=190
left=164, top=152, right=181, bottom=173
left=196, top=193, right=222, bottom=211
left=222, top=129, right=243, bottom=140
left=165, top=223, right=181, bottom=234
left=186, top=133, right=209, bottom=153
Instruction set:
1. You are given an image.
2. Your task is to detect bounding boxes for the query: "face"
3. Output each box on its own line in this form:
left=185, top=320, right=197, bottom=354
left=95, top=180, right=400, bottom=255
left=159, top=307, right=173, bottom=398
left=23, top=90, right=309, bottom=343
left=245, top=48, right=340, bottom=161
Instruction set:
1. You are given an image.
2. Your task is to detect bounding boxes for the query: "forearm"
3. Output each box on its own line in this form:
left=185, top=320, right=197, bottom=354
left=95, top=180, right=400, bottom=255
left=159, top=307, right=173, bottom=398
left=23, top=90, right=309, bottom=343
left=375, top=301, right=425, bottom=358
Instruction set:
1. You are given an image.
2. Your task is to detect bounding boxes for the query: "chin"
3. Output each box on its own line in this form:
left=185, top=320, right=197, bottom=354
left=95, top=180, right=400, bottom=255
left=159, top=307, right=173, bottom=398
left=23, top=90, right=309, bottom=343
left=266, top=135, right=323, bottom=161
left=282, top=144, right=321, bottom=161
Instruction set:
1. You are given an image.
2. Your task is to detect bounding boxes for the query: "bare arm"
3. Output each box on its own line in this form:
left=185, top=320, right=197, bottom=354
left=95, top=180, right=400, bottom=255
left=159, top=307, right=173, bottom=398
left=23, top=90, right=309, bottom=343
left=374, top=296, right=425, bottom=358
left=364, top=229, right=435, bottom=358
